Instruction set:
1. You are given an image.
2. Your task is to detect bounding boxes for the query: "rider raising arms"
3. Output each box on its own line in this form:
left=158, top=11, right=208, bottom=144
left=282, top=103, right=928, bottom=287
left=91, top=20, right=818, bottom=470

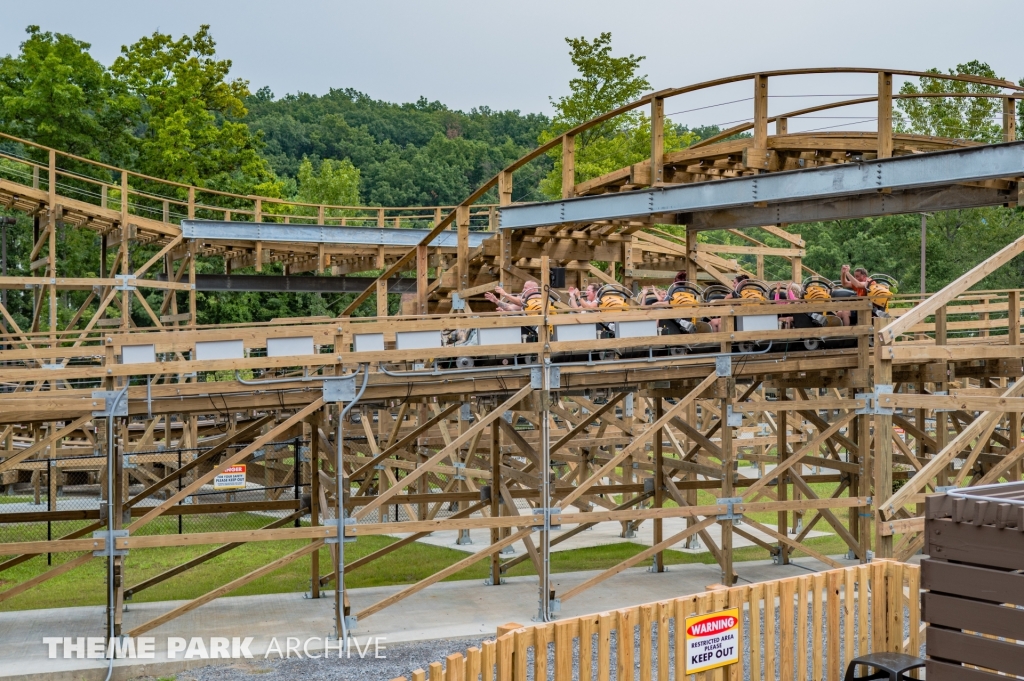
left=567, top=283, right=600, bottom=309
left=484, top=281, right=538, bottom=312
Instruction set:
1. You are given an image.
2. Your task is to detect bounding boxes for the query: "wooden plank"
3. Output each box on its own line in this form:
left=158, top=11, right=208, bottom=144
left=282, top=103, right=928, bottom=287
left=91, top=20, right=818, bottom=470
left=927, top=627, right=1024, bottom=676
left=927, top=659, right=1008, bottom=680
left=639, top=604, right=653, bottom=681
left=579, top=615, right=595, bottom=681
left=779, top=578, right=794, bottom=680
left=922, top=558, right=1024, bottom=604
left=823, top=569, right=839, bottom=679
left=598, top=613, right=612, bottom=681
left=797, top=576, right=809, bottom=680
left=925, top=518, right=1024, bottom=570
left=617, top=608, right=635, bottom=681
left=764, top=581, right=776, bottom=680
left=924, top=590, right=1024, bottom=640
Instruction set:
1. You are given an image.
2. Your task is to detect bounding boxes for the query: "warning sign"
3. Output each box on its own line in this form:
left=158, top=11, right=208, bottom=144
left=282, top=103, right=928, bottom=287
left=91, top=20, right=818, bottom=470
left=214, top=464, right=246, bottom=490
left=684, top=607, right=740, bottom=675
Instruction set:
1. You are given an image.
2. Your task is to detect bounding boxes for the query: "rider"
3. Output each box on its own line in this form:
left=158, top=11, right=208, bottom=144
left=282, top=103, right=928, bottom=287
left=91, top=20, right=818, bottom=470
left=840, top=265, right=893, bottom=317
left=567, top=283, right=600, bottom=310
left=485, top=281, right=537, bottom=312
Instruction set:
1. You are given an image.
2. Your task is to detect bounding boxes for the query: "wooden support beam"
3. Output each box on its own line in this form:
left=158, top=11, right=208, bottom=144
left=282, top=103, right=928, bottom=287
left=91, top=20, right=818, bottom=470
left=561, top=135, right=576, bottom=199
left=878, top=72, right=893, bottom=160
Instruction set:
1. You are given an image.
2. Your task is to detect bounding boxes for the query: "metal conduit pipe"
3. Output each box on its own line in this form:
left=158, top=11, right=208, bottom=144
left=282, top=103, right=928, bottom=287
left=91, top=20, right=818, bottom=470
left=103, top=381, right=129, bottom=681
left=335, top=365, right=370, bottom=641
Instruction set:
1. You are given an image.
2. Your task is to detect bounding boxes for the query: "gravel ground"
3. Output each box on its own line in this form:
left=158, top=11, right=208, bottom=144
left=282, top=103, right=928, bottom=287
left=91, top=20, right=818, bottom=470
left=137, top=604, right=921, bottom=681
left=134, top=636, right=492, bottom=681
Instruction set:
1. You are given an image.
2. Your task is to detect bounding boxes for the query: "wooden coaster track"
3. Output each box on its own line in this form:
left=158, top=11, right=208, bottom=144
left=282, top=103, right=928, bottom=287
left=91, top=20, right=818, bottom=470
left=0, top=67, right=1022, bottom=638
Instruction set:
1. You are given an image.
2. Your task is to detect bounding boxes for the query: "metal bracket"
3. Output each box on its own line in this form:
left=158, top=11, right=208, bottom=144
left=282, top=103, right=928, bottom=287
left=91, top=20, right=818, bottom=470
left=717, top=496, right=744, bottom=522
left=460, top=403, right=473, bottom=421
left=934, top=485, right=957, bottom=494
left=531, top=365, right=560, bottom=389
left=715, top=356, right=732, bottom=377
left=114, top=274, right=136, bottom=291
left=41, top=363, right=64, bottom=370
left=93, top=530, right=129, bottom=557
left=451, top=292, right=466, bottom=310
left=726, top=405, right=743, bottom=428
left=322, top=375, right=358, bottom=403
left=452, top=462, right=466, bottom=481
left=643, top=478, right=655, bottom=494
left=532, top=507, right=562, bottom=530
left=92, top=391, right=128, bottom=417
left=122, top=454, right=137, bottom=470
left=326, top=517, right=356, bottom=545
left=624, top=393, right=634, bottom=417
left=855, top=384, right=894, bottom=415
left=345, top=615, right=358, bottom=631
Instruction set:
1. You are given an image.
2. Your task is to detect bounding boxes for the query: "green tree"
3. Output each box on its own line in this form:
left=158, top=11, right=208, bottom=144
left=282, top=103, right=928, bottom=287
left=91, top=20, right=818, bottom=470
left=110, top=25, right=278, bottom=194
left=0, top=26, right=135, bottom=162
left=295, top=157, right=361, bottom=206
left=895, top=61, right=1004, bottom=143
left=538, top=33, right=697, bottom=198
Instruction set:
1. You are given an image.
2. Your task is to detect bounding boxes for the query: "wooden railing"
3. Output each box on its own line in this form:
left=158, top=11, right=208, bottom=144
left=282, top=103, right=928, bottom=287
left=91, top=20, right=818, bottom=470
left=0, top=131, right=498, bottom=230
left=387, top=562, right=920, bottom=681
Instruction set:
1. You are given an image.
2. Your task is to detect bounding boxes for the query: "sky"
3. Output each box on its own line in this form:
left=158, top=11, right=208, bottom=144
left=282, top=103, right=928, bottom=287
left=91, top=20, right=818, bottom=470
left=2, top=0, right=1020, bottom=134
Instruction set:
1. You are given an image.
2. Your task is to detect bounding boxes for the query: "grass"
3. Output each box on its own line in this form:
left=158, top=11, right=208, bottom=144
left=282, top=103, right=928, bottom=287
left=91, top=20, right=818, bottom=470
left=0, top=501, right=852, bottom=612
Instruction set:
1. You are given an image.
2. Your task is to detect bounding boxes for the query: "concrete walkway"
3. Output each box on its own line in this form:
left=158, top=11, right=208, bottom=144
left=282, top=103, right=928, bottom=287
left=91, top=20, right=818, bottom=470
left=0, top=555, right=858, bottom=681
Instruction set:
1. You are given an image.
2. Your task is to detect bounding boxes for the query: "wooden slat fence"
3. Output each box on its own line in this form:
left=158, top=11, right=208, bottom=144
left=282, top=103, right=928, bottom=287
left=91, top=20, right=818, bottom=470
left=388, top=562, right=921, bottom=681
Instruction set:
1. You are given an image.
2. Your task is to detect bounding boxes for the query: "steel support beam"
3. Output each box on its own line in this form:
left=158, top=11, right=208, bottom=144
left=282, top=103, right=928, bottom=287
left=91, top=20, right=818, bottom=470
left=181, top=221, right=491, bottom=248
left=498, top=142, right=1024, bottom=229
left=685, top=185, right=1012, bottom=231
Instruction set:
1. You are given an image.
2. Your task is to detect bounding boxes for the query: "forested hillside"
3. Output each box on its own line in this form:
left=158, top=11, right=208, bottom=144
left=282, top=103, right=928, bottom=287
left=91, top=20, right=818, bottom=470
left=0, top=23, right=1023, bottom=329
left=245, top=88, right=552, bottom=206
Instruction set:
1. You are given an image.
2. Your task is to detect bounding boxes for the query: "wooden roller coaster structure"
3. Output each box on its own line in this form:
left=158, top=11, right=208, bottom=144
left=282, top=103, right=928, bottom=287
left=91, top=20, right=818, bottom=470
left=1, top=67, right=1023, bottom=640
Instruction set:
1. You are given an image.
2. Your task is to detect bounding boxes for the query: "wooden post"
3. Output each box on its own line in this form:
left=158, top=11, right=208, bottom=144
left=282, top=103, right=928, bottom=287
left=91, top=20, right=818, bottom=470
left=776, top=117, right=788, bottom=135
left=874, top=320, right=894, bottom=558
left=745, top=74, right=769, bottom=170
left=457, top=205, right=470, bottom=292
left=777, top=390, right=789, bottom=565
left=188, top=240, right=197, bottom=328
left=187, top=186, right=195, bottom=220
left=686, top=226, right=698, bottom=282
left=1010, top=291, right=1021, bottom=346
left=753, top=75, right=768, bottom=148
left=376, top=247, right=388, bottom=317
left=653, top=399, right=664, bottom=572
left=489, top=420, right=501, bottom=586
left=1004, top=97, right=1017, bottom=143
left=877, top=72, right=893, bottom=160
left=377, top=208, right=386, bottom=228
left=416, top=244, right=428, bottom=314
left=561, top=135, right=575, bottom=199
left=498, top=171, right=513, bottom=207
left=720, top=379, right=735, bottom=586
left=254, top=197, right=262, bottom=224
left=120, top=171, right=130, bottom=331
left=255, top=241, right=263, bottom=273
left=48, top=206, right=57, bottom=353
left=308, top=413, right=320, bottom=599
left=651, top=97, right=665, bottom=186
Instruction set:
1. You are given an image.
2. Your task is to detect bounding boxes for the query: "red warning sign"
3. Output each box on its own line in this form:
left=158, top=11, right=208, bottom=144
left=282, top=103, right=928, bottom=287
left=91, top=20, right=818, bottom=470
left=684, top=607, right=740, bottom=674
